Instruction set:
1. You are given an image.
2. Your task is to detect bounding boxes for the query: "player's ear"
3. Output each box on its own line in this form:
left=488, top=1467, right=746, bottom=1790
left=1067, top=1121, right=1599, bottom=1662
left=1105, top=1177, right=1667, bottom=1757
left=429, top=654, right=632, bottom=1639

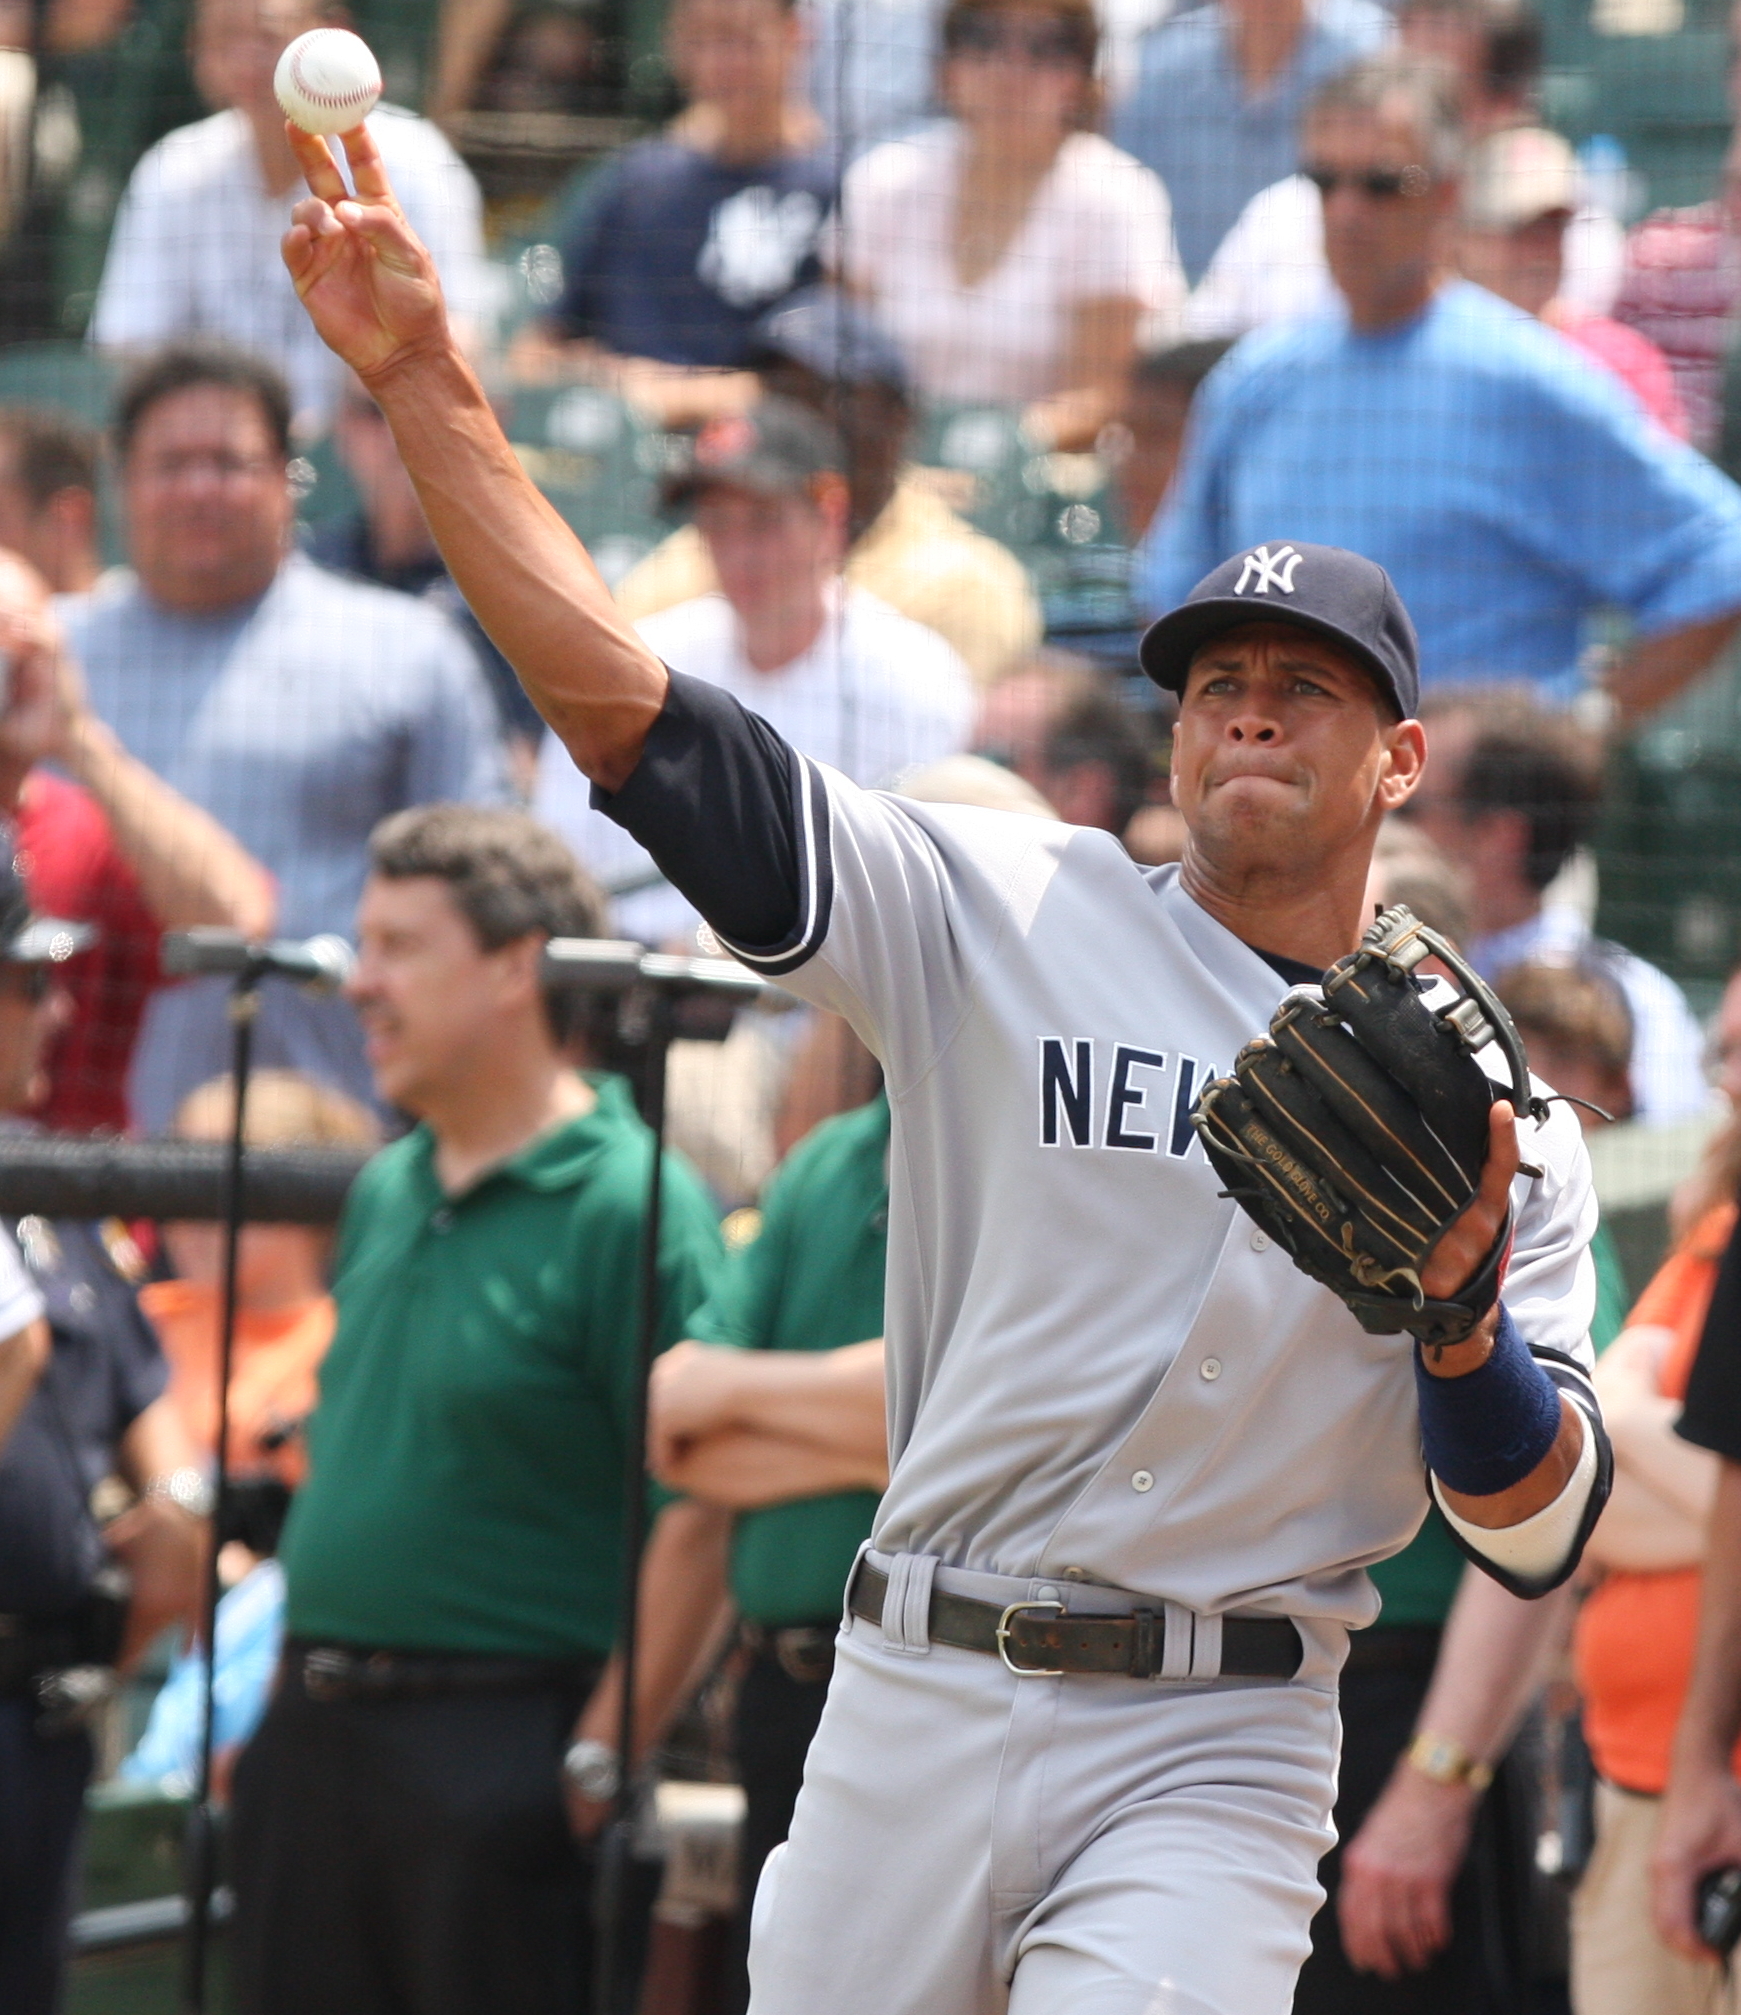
left=1378, top=716, right=1427, bottom=811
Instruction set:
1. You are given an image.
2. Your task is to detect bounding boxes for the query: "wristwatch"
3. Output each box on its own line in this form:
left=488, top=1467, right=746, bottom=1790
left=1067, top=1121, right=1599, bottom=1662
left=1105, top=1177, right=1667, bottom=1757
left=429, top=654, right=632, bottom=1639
left=144, top=1468, right=215, bottom=1521
left=563, top=1737, right=622, bottom=1804
left=1406, top=1730, right=1493, bottom=1793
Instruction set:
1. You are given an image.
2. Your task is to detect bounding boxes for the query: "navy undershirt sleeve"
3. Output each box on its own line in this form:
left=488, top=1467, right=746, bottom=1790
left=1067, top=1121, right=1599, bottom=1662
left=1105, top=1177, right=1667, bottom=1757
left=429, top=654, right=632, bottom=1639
left=589, top=670, right=806, bottom=952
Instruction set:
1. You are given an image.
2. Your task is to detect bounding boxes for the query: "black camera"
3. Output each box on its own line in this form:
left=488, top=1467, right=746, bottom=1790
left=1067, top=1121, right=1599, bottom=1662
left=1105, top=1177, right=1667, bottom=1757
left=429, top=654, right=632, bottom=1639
left=1697, top=1865, right=1741, bottom=1959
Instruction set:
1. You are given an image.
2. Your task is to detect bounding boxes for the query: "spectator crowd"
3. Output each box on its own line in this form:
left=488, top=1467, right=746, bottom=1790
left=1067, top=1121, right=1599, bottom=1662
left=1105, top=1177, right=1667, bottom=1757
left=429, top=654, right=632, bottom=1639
left=0, top=0, right=1738, bottom=2009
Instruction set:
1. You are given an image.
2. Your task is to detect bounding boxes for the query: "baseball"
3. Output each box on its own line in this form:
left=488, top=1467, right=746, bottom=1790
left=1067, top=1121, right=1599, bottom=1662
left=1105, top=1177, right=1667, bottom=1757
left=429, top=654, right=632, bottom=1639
left=274, top=28, right=382, bottom=136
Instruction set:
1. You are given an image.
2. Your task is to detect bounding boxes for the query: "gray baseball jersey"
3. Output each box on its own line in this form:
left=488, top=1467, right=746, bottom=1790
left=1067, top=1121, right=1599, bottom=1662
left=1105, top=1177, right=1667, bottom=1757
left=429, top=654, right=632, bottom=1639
left=598, top=668, right=1602, bottom=2015
left=600, top=676, right=1601, bottom=1621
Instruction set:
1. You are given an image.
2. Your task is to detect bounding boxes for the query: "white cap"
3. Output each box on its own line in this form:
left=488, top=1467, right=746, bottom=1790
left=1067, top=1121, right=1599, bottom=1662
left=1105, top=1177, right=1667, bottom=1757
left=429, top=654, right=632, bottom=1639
left=1463, top=126, right=1578, bottom=232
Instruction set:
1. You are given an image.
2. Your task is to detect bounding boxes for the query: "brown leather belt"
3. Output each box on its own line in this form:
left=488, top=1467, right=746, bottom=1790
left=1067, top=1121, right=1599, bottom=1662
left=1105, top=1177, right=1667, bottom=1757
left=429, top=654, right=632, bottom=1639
left=849, top=1565, right=1302, bottom=1682
left=289, top=1640, right=599, bottom=1704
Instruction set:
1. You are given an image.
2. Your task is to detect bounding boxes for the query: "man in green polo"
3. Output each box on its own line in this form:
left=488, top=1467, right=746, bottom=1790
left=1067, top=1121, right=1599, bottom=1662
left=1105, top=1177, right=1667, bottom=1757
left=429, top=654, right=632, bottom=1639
left=227, top=805, right=723, bottom=2015
left=636, top=1088, right=893, bottom=2015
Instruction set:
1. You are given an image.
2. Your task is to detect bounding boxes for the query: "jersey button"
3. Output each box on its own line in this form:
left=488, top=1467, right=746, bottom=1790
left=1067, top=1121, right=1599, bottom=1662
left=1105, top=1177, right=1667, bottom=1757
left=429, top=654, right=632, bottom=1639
left=1131, top=1470, right=1155, bottom=1494
left=1200, top=1357, right=1222, bottom=1382
left=430, top=1206, right=455, bottom=1234
left=1250, top=1230, right=1270, bottom=1252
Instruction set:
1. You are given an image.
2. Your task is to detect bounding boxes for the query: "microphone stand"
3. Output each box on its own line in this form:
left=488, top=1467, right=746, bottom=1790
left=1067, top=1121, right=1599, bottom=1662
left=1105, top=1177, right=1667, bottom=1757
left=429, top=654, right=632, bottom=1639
left=590, top=978, right=670, bottom=2015
left=537, top=942, right=765, bottom=2015
left=180, top=959, right=264, bottom=2013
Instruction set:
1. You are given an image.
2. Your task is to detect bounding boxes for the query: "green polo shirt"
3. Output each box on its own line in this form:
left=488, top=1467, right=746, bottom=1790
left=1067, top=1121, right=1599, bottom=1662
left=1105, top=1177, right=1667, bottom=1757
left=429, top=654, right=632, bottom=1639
left=688, top=1093, right=890, bottom=1626
left=281, top=1076, right=724, bottom=1659
left=1368, top=1215, right=1629, bottom=1628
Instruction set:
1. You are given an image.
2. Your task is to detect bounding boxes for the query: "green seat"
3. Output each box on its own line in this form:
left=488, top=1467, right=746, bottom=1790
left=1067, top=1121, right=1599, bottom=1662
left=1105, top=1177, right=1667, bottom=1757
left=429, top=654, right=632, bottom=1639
left=1539, top=0, right=1733, bottom=210
left=1597, top=637, right=1741, bottom=1003
left=0, top=342, right=118, bottom=429
left=498, top=381, right=671, bottom=583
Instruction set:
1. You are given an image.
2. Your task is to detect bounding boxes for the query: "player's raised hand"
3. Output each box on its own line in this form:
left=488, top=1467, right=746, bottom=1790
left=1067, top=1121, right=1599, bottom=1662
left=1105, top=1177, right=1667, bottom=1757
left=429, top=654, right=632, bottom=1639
left=281, top=123, right=446, bottom=380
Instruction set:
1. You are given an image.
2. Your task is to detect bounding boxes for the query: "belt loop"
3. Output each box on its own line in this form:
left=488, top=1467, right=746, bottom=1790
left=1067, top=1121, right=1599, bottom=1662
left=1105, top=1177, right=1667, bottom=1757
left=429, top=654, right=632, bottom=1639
left=880, top=1553, right=936, bottom=1657
left=1131, top=1608, right=1158, bottom=1680
left=1189, top=1611, right=1224, bottom=1681
left=1159, top=1603, right=1193, bottom=1681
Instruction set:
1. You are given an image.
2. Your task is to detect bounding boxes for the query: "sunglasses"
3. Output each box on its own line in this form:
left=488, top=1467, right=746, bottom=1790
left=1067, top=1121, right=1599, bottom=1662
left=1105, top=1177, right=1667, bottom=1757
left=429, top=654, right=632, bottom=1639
left=948, top=16, right=1086, bottom=66
left=1304, top=163, right=1432, bottom=201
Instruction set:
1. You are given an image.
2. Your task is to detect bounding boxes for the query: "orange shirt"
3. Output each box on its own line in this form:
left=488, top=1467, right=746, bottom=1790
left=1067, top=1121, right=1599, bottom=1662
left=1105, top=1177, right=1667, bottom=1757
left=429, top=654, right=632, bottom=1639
left=140, top=1280, right=335, bottom=1489
left=1575, top=1203, right=1741, bottom=1793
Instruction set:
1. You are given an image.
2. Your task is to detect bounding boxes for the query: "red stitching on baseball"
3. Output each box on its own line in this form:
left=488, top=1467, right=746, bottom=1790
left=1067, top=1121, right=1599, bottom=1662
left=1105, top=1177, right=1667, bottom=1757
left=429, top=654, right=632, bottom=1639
left=289, top=43, right=378, bottom=106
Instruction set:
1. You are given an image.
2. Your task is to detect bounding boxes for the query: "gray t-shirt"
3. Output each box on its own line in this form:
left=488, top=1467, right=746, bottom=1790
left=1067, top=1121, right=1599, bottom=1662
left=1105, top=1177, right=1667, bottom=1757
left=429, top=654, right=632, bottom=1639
left=58, top=553, right=510, bottom=1127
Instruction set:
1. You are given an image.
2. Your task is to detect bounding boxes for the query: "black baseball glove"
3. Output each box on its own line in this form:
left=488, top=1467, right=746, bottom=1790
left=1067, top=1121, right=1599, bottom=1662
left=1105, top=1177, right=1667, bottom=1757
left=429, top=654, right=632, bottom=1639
left=1192, top=906, right=1548, bottom=1351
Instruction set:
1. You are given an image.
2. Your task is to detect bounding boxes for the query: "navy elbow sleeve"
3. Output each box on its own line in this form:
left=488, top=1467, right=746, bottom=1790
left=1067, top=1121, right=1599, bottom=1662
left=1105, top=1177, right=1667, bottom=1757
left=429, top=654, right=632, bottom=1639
left=1415, top=1305, right=1564, bottom=1497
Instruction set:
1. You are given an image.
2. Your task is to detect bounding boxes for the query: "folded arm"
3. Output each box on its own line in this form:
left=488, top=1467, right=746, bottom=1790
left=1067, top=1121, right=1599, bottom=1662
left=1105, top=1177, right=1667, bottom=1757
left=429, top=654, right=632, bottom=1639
left=649, top=1338, right=888, bottom=1508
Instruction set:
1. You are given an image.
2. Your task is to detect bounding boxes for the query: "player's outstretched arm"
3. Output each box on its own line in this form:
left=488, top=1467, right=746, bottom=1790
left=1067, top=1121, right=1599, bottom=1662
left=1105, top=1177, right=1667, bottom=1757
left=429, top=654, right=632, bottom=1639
left=281, top=123, right=664, bottom=790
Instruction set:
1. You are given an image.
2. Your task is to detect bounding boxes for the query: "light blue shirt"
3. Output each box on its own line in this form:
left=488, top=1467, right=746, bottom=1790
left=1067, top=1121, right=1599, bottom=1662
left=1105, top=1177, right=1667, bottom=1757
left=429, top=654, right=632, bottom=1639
left=58, top=553, right=510, bottom=1129
left=1112, top=0, right=1389, bottom=281
left=60, top=552, right=508, bottom=940
left=1136, top=282, right=1741, bottom=696
left=120, top=1559, right=285, bottom=1791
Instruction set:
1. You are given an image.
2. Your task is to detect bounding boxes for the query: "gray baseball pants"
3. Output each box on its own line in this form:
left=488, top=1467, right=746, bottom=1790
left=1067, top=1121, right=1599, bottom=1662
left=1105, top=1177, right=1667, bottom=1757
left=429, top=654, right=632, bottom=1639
left=746, top=1554, right=1345, bottom=2015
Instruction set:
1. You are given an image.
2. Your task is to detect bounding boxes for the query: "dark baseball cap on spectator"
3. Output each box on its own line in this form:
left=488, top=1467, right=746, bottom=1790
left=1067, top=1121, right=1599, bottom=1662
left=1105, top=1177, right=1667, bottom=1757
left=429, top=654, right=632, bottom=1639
left=1138, top=542, right=1421, bottom=719
left=663, top=397, right=846, bottom=509
left=747, top=286, right=911, bottom=399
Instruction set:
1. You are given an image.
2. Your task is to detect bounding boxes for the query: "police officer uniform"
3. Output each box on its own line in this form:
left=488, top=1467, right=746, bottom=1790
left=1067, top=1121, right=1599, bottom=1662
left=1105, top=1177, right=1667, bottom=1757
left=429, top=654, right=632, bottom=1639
left=0, top=860, right=189, bottom=2015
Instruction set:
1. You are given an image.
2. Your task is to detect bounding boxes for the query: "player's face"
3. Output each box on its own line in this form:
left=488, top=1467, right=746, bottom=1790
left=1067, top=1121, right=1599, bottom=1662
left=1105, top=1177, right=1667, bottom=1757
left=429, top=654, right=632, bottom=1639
left=348, top=875, right=543, bottom=1116
left=1171, top=622, right=1423, bottom=870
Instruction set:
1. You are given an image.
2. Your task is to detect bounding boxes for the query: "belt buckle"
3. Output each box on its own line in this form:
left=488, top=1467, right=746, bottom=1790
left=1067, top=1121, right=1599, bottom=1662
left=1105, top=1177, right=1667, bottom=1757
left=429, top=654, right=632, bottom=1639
left=774, top=1628, right=835, bottom=1685
left=301, top=1647, right=354, bottom=1701
left=996, top=1600, right=1066, bottom=1677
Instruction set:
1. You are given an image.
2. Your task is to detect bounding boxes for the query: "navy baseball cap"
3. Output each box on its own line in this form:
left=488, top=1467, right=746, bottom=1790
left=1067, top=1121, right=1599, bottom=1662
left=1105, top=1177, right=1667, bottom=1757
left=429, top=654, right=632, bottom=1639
left=1138, top=542, right=1421, bottom=719
left=748, top=286, right=911, bottom=400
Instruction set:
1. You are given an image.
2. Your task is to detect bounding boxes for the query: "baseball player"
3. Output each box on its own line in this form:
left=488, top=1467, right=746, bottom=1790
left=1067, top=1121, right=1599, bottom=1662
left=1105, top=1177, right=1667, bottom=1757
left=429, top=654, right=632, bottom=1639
left=279, top=126, right=1609, bottom=2015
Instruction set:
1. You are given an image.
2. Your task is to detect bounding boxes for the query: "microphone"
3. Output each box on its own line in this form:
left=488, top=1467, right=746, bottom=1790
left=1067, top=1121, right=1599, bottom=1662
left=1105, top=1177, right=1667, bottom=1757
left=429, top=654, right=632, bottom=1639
left=161, top=928, right=356, bottom=996
left=541, top=938, right=766, bottom=1000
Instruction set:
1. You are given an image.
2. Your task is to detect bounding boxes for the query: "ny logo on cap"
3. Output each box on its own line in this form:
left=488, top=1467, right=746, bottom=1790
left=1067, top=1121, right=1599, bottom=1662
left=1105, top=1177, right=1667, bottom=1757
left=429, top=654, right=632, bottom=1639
left=1234, top=544, right=1303, bottom=596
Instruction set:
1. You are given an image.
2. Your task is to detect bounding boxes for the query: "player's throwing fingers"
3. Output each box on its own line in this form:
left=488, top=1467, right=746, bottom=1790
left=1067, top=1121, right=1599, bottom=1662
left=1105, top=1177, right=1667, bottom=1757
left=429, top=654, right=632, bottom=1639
left=280, top=123, right=448, bottom=382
